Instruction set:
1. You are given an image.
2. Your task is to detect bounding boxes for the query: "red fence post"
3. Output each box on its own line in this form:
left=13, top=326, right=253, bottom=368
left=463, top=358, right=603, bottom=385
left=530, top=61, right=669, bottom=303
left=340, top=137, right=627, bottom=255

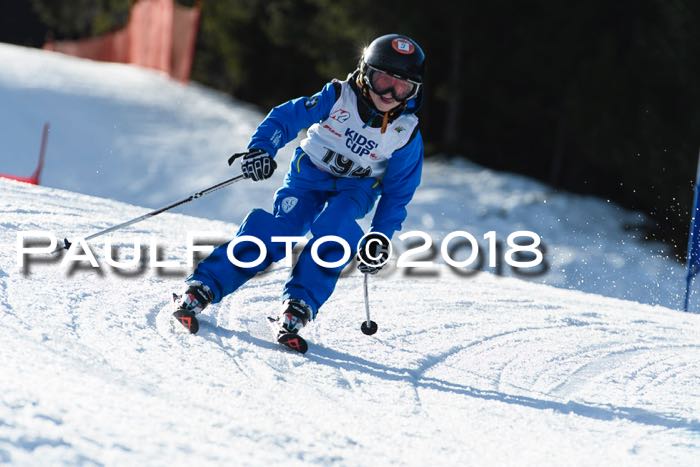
left=0, top=122, right=49, bottom=185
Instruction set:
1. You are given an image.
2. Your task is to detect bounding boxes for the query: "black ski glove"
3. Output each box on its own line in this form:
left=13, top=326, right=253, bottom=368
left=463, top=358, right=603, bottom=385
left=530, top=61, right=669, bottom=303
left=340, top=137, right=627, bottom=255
left=228, top=148, right=277, bottom=181
left=357, top=233, right=391, bottom=275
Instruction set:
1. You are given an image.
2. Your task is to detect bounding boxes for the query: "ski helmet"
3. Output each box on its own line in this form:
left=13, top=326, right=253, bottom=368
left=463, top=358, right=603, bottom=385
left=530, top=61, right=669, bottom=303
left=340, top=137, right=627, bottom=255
left=359, top=34, right=425, bottom=101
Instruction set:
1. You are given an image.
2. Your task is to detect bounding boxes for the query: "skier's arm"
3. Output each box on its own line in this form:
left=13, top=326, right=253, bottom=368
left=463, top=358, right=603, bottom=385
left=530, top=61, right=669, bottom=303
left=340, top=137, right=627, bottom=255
left=247, top=82, right=340, bottom=157
left=370, top=129, right=424, bottom=240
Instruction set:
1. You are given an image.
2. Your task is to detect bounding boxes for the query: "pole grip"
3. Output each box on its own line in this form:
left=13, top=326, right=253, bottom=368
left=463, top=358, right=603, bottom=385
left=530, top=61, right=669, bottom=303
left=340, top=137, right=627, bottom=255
left=227, top=151, right=247, bottom=166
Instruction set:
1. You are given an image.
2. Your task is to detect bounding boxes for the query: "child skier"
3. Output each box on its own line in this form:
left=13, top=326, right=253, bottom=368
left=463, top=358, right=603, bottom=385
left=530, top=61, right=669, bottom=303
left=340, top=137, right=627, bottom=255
left=173, top=34, right=426, bottom=351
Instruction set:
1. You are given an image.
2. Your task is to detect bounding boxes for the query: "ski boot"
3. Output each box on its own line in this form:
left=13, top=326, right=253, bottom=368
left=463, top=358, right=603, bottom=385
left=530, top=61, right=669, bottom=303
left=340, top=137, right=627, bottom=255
left=275, top=299, right=312, bottom=354
left=172, top=281, right=213, bottom=334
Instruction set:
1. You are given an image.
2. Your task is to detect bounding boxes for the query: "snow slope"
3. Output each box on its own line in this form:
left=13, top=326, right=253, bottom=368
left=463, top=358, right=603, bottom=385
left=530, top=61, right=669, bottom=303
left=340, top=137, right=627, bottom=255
left=0, top=42, right=687, bottom=310
left=1, top=178, right=699, bottom=465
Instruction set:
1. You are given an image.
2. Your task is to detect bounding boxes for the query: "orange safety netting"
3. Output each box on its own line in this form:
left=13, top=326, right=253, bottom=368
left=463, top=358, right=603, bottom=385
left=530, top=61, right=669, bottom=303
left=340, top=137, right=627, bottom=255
left=43, top=0, right=200, bottom=82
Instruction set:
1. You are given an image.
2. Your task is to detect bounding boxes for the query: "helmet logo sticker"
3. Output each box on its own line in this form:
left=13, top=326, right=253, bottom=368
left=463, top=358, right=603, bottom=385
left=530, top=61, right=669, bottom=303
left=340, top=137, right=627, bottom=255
left=281, top=197, right=298, bottom=213
left=392, top=38, right=415, bottom=55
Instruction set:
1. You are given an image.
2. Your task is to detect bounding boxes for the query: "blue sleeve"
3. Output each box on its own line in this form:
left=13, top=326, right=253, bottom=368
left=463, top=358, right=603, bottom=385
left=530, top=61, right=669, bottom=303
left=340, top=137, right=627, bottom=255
left=247, top=82, right=338, bottom=157
left=370, top=130, right=424, bottom=240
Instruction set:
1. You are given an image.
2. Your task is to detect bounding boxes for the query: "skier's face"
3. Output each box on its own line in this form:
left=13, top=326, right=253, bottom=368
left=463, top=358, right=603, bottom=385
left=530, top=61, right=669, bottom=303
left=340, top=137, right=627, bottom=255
left=369, top=89, right=401, bottom=112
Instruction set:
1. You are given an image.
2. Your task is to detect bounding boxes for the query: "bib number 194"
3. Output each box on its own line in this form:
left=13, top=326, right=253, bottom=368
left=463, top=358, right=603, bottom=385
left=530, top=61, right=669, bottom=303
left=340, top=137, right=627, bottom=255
left=322, top=150, right=372, bottom=177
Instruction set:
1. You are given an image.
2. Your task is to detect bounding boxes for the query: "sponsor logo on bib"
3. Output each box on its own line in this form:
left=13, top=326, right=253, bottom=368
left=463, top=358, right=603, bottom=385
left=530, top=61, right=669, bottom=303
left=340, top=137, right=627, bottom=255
left=322, top=124, right=342, bottom=138
left=330, top=109, right=350, bottom=123
left=344, top=128, right=378, bottom=157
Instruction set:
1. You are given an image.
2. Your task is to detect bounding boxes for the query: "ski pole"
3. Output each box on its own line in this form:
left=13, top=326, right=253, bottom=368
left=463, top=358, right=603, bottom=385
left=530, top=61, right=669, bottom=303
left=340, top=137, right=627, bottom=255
left=360, top=273, right=378, bottom=335
left=53, top=164, right=248, bottom=254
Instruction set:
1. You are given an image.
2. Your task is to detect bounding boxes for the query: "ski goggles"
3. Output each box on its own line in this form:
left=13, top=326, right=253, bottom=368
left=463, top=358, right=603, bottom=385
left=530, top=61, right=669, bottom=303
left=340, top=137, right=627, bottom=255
left=364, top=65, right=421, bottom=102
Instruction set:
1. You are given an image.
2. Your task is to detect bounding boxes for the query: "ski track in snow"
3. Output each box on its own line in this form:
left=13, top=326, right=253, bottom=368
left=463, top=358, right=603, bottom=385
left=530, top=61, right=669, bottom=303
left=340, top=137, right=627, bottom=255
left=3, top=180, right=697, bottom=464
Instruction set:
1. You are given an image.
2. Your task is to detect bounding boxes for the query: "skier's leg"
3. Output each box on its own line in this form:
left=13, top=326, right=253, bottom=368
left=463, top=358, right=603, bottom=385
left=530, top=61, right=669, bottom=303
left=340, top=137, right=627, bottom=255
left=189, top=186, right=325, bottom=303
left=283, top=178, right=381, bottom=316
left=174, top=182, right=323, bottom=334
left=187, top=151, right=332, bottom=303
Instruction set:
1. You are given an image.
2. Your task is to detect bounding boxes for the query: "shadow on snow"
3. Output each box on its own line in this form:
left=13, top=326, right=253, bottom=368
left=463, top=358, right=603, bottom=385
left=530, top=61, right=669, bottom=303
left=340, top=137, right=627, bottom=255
left=198, top=321, right=700, bottom=434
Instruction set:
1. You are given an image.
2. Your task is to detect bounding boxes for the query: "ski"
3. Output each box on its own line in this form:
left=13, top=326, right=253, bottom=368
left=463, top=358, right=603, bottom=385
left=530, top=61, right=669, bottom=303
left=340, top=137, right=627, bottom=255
left=267, top=316, right=309, bottom=354
left=170, top=295, right=308, bottom=353
left=171, top=293, right=199, bottom=334
left=277, top=332, right=309, bottom=354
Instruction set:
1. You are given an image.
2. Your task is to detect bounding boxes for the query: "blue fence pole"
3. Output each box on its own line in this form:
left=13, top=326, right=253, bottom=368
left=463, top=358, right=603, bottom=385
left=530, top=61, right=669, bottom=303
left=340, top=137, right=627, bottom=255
left=684, top=151, right=700, bottom=312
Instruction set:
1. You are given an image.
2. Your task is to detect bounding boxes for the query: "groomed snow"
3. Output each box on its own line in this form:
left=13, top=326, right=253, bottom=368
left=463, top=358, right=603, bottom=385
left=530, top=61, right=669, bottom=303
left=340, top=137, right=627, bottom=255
left=1, top=179, right=699, bottom=465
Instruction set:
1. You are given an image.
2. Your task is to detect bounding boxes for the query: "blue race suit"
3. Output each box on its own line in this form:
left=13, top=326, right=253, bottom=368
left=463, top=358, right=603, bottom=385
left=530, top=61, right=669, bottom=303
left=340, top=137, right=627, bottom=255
left=189, top=78, right=423, bottom=317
